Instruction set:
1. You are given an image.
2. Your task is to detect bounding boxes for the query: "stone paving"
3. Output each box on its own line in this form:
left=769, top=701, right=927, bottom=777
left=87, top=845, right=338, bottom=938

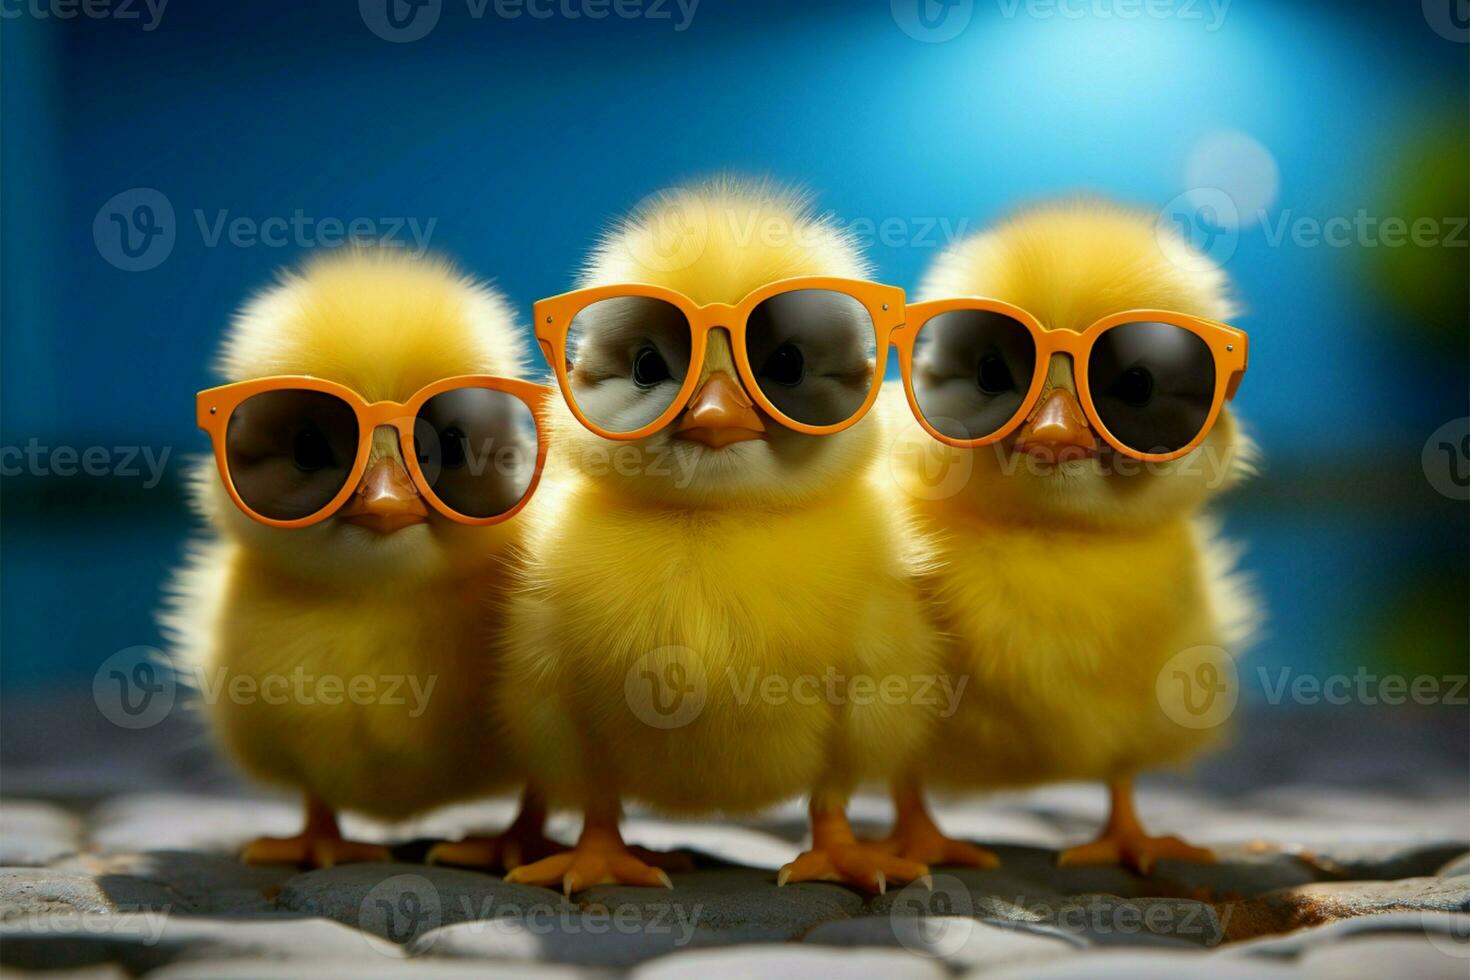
left=1, top=703, right=1468, bottom=976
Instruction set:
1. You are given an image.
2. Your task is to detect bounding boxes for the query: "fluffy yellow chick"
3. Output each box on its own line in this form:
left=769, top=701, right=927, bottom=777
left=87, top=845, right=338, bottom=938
left=881, top=200, right=1260, bottom=874
left=163, top=250, right=555, bottom=869
left=495, top=179, right=945, bottom=893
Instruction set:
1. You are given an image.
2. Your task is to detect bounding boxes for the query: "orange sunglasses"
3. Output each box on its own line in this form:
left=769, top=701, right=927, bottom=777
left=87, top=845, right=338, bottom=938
left=197, top=375, right=550, bottom=529
left=893, top=301, right=1248, bottom=462
left=534, top=277, right=905, bottom=440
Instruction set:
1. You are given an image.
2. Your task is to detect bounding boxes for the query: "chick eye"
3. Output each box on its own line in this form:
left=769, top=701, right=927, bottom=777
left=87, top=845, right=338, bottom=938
left=761, top=343, right=804, bottom=387
left=632, top=346, right=671, bottom=389
left=292, top=424, right=334, bottom=472
left=1109, top=366, right=1154, bottom=407
left=976, top=352, right=1015, bottom=395
left=439, top=426, right=468, bottom=469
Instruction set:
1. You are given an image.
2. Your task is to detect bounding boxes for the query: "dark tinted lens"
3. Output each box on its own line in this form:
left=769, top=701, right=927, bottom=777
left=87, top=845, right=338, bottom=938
left=1088, top=321, right=1216, bottom=454
left=566, top=297, right=693, bottom=433
left=746, top=290, right=877, bottom=427
left=414, top=388, right=539, bottom=519
left=224, top=390, right=359, bottom=520
left=912, top=310, right=1037, bottom=440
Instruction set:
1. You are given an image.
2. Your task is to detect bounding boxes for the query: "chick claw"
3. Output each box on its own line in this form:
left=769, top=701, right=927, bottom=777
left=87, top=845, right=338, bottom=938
left=241, top=834, right=390, bottom=870
left=872, top=827, right=1001, bottom=870
left=1058, top=833, right=1215, bottom=876
left=506, top=844, right=673, bottom=897
left=777, top=843, right=929, bottom=895
left=427, top=829, right=564, bottom=872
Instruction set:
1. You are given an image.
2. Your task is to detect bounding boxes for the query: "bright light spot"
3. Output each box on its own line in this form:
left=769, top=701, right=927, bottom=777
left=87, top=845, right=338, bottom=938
left=1183, top=131, right=1280, bottom=230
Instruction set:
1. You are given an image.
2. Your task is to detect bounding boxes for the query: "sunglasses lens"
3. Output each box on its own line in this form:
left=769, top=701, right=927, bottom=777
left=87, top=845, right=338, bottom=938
left=912, top=310, right=1037, bottom=440
left=224, top=390, right=359, bottom=521
left=1088, top=321, right=1217, bottom=454
left=414, top=387, right=539, bottom=519
left=746, top=289, right=877, bottom=427
left=565, top=297, right=692, bottom=434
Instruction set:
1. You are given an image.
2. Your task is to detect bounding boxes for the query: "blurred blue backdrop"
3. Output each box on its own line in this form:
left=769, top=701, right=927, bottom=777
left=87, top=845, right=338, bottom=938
left=2, top=0, right=1466, bottom=699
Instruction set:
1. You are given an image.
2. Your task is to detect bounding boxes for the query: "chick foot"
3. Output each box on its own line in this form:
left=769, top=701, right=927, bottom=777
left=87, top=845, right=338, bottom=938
left=506, top=819, right=672, bottom=896
left=241, top=797, right=390, bottom=869
left=242, top=833, right=391, bottom=869
left=428, top=787, right=564, bottom=871
left=873, top=782, right=1000, bottom=869
left=780, top=805, right=928, bottom=894
left=1057, top=777, right=1214, bottom=875
left=873, top=825, right=1000, bottom=870
left=427, top=829, right=564, bottom=872
left=1058, top=832, right=1214, bottom=875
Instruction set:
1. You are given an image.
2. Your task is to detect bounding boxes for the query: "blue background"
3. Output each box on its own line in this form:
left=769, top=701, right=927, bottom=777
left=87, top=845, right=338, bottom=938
left=2, top=0, right=1466, bottom=699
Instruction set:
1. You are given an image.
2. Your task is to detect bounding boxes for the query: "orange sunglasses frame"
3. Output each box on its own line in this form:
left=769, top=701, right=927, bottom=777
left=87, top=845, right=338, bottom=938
left=534, top=276, right=906, bottom=441
left=892, top=300, right=1249, bottom=462
left=196, top=375, right=552, bottom=529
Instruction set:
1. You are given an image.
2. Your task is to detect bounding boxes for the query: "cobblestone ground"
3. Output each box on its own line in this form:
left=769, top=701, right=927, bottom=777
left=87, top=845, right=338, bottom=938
left=1, top=702, right=1467, bottom=977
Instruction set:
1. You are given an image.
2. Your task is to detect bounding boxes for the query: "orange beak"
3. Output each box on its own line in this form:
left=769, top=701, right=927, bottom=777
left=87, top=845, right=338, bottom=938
left=1013, top=389, right=1098, bottom=463
left=674, top=372, right=767, bottom=449
left=338, top=457, right=431, bottom=534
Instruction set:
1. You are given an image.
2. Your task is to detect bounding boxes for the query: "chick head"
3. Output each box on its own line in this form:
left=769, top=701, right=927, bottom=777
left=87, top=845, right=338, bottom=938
left=202, top=249, right=530, bottom=585
left=915, top=200, right=1255, bottom=527
left=552, top=178, right=881, bottom=508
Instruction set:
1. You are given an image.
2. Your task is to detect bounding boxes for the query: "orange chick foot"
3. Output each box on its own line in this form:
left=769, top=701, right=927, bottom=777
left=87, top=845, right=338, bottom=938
left=427, top=828, right=565, bottom=872
left=241, top=834, right=390, bottom=869
left=873, top=826, right=1000, bottom=870
left=1058, top=832, right=1215, bottom=876
left=779, top=842, right=929, bottom=895
left=506, top=834, right=673, bottom=896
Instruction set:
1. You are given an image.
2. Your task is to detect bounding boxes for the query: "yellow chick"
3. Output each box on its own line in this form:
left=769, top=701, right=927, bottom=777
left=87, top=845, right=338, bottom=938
left=495, top=179, right=944, bottom=894
left=881, top=200, right=1260, bottom=874
left=163, top=250, right=556, bottom=869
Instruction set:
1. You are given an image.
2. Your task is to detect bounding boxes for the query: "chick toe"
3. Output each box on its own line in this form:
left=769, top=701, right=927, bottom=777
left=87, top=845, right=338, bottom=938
left=427, top=828, right=563, bottom=872
left=241, top=834, right=390, bottom=869
left=1059, top=832, right=1215, bottom=876
left=779, top=843, right=928, bottom=894
left=506, top=842, right=673, bottom=894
